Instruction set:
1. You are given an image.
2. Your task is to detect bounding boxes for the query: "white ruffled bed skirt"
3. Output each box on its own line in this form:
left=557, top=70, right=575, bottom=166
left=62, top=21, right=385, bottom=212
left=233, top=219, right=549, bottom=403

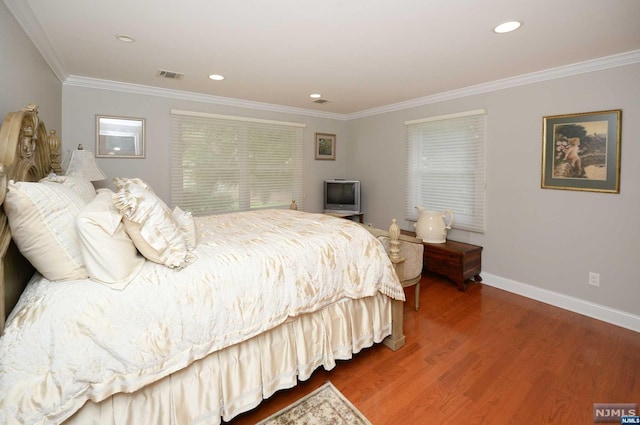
left=64, top=293, right=392, bottom=425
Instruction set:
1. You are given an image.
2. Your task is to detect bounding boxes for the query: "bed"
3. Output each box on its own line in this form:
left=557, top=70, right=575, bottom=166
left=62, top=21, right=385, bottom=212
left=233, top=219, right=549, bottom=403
left=0, top=105, right=407, bottom=425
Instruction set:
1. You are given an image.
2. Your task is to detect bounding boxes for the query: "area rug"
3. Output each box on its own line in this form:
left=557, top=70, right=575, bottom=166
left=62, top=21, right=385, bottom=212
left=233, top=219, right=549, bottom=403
left=256, top=382, right=372, bottom=425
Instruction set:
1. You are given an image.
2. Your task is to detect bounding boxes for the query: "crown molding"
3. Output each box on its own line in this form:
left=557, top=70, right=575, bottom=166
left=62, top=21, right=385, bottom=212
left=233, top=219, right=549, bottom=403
left=345, top=49, right=640, bottom=120
left=4, top=0, right=68, bottom=82
left=67, top=48, right=639, bottom=122
left=64, top=76, right=349, bottom=121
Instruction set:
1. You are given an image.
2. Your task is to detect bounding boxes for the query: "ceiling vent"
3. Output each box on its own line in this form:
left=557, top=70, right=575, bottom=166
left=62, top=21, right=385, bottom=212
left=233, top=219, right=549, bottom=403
left=157, top=69, right=184, bottom=80
left=313, top=99, right=329, bottom=104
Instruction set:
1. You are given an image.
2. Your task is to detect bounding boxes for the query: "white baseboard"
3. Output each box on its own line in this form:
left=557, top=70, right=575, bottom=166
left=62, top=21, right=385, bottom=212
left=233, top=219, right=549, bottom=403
left=482, top=273, right=640, bottom=333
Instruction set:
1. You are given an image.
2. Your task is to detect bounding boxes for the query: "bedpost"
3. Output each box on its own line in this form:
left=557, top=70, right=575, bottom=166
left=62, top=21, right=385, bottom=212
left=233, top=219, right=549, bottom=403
left=383, top=218, right=406, bottom=351
left=48, top=130, right=63, bottom=175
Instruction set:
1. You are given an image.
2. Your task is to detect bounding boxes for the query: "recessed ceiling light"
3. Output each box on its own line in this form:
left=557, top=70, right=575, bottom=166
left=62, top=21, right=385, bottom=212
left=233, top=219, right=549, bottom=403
left=310, top=93, right=322, bottom=99
left=494, top=21, right=522, bottom=34
left=209, top=74, right=225, bottom=81
left=116, top=34, right=135, bottom=43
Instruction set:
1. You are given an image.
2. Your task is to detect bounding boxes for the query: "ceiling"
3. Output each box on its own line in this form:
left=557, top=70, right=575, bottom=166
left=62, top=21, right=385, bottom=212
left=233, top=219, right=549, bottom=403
left=6, top=0, right=640, bottom=116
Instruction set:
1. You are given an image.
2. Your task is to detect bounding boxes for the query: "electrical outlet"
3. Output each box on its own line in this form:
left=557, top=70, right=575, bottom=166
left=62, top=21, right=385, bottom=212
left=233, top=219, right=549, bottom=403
left=589, top=272, right=600, bottom=287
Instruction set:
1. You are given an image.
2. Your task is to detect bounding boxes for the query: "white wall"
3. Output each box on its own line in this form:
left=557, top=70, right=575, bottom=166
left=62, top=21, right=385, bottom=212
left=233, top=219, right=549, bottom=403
left=0, top=3, right=61, bottom=133
left=61, top=86, right=348, bottom=212
left=348, top=63, right=640, bottom=328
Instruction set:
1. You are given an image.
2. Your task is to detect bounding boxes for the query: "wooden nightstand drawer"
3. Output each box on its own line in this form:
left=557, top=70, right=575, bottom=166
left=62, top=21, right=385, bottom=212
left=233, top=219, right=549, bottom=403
left=422, top=240, right=483, bottom=291
left=425, top=250, right=461, bottom=268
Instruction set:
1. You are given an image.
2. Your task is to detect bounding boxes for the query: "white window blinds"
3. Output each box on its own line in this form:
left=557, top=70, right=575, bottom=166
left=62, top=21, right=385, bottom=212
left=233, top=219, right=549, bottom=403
left=170, top=110, right=305, bottom=215
left=405, top=109, right=486, bottom=233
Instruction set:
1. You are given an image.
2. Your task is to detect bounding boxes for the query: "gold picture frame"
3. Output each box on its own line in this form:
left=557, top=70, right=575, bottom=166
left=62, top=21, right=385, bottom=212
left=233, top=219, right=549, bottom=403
left=541, top=110, right=621, bottom=193
left=315, top=133, right=336, bottom=160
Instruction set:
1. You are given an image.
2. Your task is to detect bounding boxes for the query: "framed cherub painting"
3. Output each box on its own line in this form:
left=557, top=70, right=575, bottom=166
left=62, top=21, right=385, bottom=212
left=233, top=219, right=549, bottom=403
left=541, top=110, right=621, bottom=193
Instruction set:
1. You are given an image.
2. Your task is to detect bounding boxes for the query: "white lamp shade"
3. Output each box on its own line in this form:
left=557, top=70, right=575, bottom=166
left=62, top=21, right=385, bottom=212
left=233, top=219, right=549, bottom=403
left=62, top=148, right=107, bottom=181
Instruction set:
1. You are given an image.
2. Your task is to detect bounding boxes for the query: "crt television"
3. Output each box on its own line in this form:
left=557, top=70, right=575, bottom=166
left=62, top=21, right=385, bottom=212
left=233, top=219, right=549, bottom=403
left=323, top=179, right=361, bottom=214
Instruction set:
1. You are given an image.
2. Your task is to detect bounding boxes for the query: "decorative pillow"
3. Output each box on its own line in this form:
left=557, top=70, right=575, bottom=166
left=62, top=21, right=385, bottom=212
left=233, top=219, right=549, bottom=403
left=112, top=177, right=194, bottom=269
left=40, top=174, right=96, bottom=204
left=173, top=206, right=198, bottom=251
left=75, top=189, right=146, bottom=289
left=3, top=180, right=88, bottom=281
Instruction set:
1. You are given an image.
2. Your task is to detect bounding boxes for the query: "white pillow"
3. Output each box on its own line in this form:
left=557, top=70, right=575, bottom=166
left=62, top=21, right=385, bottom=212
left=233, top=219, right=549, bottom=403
left=112, top=178, right=194, bottom=269
left=40, top=174, right=96, bottom=204
left=173, top=206, right=198, bottom=251
left=3, top=180, right=88, bottom=281
left=75, top=189, right=146, bottom=289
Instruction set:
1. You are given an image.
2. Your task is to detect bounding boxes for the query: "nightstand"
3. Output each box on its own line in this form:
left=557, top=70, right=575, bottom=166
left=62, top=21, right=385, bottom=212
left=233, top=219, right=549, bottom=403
left=422, top=240, right=482, bottom=291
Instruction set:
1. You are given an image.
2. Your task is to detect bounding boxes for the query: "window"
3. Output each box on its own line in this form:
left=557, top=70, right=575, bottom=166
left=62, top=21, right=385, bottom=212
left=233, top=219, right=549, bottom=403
left=405, top=109, right=486, bottom=233
left=170, top=110, right=305, bottom=215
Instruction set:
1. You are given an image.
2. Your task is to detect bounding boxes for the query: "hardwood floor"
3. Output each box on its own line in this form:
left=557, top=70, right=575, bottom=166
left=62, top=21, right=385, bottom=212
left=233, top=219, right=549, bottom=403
left=228, top=273, right=640, bottom=424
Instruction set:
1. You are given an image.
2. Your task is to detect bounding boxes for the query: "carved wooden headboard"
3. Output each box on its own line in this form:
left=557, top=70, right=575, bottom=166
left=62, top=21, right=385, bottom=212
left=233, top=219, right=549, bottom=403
left=0, top=104, right=62, bottom=333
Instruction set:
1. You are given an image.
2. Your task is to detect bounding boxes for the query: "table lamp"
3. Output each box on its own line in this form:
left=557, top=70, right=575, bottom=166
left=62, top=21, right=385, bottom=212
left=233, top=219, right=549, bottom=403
left=62, top=144, right=106, bottom=181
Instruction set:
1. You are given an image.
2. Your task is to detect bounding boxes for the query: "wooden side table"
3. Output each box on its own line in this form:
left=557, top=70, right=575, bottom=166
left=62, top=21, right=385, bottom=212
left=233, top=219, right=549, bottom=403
left=422, top=240, right=483, bottom=291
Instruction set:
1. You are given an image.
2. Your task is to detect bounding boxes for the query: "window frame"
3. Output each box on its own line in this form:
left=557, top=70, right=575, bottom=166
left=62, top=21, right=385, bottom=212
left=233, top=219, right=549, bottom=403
left=404, top=109, right=486, bottom=233
left=170, top=109, right=305, bottom=215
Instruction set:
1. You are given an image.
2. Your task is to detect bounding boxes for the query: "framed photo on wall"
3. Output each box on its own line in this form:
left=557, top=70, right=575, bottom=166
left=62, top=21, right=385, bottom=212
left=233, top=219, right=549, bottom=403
left=541, top=109, right=621, bottom=193
left=315, top=133, right=336, bottom=160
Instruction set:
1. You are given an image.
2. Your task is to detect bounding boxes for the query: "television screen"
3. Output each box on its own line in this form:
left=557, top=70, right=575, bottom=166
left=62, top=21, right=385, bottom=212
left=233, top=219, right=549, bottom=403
left=327, top=182, right=355, bottom=204
left=324, top=180, right=360, bottom=214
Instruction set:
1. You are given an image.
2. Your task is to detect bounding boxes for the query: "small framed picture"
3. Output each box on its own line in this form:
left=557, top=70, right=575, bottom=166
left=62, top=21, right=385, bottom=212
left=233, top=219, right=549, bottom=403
left=315, top=133, right=336, bottom=160
left=541, top=109, right=621, bottom=193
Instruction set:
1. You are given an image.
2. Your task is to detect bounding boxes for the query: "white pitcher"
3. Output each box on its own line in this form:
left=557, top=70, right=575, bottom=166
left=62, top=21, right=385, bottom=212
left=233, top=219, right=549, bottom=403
left=414, top=207, right=454, bottom=243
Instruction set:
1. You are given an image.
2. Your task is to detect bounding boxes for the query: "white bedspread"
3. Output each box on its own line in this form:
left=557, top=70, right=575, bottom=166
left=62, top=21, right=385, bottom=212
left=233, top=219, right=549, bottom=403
left=0, top=210, right=403, bottom=425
